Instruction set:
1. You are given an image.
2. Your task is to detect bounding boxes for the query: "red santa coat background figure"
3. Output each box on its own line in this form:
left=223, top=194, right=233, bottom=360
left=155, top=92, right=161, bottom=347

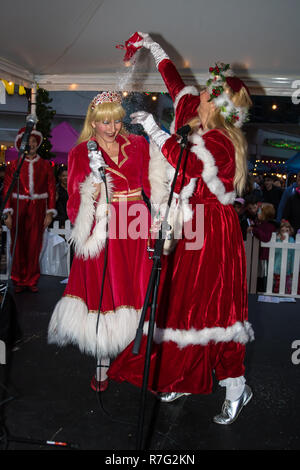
left=3, top=128, right=57, bottom=292
left=47, top=92, right=179, bottom=392
left=108, top=33, right=254, bottom=425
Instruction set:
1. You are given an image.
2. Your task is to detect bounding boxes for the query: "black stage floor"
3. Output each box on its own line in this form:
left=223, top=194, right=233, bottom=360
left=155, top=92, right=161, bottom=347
left=0, top=275, right=299, bottom=452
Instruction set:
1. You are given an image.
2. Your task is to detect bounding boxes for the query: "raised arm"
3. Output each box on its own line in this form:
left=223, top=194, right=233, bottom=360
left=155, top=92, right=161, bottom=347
left=129, top=32, right=200, bottom=132
left=130, top=32, right=188, bottom=102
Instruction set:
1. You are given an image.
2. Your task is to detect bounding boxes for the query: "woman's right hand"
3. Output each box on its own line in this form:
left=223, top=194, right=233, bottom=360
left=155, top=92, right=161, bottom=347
left=4, top=213, right=12, bottom=230
left=131, top=32, right=169, bottom=67
left=136, top=32, right=153, bottom=49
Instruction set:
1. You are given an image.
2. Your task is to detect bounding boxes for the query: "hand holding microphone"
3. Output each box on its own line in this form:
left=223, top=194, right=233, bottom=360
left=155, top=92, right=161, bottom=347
left=87, top=140, right=107, bottom=184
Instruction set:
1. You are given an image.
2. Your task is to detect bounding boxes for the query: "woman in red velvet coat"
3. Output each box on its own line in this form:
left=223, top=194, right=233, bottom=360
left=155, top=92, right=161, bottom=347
left=108, top=33, right=255, bottom=424
left=48, top=92, right=155, bottom=391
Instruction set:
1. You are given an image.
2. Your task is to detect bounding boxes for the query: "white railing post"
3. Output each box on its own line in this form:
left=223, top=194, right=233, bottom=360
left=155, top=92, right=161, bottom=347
left=265, top=233, right=276, bottom=294
left=291, top=234, right=300, bottom=295
left=261, top=232, right=300, bottom=298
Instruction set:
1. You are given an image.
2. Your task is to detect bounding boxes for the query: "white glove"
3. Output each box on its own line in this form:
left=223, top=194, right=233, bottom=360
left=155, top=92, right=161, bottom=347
left=131, top=111, right=170, bottom=150
left=133, top=32, right=169, bottom=68
left=88, top=148, right=107, bottom=184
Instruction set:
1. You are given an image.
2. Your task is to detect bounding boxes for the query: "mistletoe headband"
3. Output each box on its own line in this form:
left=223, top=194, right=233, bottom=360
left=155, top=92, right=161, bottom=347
left=91, top=91, right=123, bottom=110
left=206, top=62, right=250, bottom=127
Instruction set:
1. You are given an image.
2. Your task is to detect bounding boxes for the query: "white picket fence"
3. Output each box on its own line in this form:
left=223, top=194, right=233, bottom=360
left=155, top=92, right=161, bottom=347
left=260, top=233, right=300, bottom=298
left=0, top=220, right=72, bottom=281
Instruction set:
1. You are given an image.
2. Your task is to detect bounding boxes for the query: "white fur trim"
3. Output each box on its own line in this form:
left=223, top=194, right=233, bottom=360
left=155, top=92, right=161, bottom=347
left=48, top=296, right=141, bottom=359
left=28, top=158, right=34, bottom=195
left=47, top=208, right=57, bottom=217
left=148, top=140, right=196, bottom=254
left=189, top=133, right=236, bottom=205
left=69, top=173, right=113, bottom=259
left=173, top=86, right=199, bottom=112
left=170, top=86, right=199, bottom=134
left=219, top=376, right=246, bottom=388
left=143, top=320, right=254, bottom=349
left=3, top=208, right=13, bottom=215
left=12, top=192, right=48, bottom=200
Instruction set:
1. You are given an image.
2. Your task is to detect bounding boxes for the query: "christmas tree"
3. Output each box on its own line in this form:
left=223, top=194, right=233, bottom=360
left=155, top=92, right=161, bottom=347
left=35, top=88, right=56, bottom=160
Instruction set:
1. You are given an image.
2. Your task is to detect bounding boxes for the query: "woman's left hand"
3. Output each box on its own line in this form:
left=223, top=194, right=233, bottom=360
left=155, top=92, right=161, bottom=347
left=131, top=111, right=157, bottom=133
left=92, top=182, right=102, bottom=200
left=43, top=212, right=53, bottom=229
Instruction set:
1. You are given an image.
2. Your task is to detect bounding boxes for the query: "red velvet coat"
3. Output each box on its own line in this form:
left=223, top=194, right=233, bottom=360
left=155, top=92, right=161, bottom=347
left=108, top=60, right=254, bottom=394
left=48, top=133, right=154, bottom=359
left=3, top=155, right=56, bottom=287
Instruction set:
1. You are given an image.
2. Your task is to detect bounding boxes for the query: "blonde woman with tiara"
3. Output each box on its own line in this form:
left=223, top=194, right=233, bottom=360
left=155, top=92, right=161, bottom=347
left=109, top=32, right=255, bottom=425
left=48, top=92, right=154, bottom=392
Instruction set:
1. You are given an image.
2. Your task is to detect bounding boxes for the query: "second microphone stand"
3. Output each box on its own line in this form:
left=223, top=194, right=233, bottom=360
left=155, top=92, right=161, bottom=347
left=133, top=130, right=190, bottom=451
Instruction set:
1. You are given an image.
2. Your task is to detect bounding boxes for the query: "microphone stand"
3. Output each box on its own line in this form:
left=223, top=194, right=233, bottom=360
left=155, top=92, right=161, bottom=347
left=133, top=130, right=190, bottom=451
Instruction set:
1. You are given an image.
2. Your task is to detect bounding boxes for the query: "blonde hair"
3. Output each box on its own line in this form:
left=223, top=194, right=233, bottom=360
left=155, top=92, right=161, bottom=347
left=77, top=101, right=127, bottom=144
left=187, top=84, right=252, bottom=196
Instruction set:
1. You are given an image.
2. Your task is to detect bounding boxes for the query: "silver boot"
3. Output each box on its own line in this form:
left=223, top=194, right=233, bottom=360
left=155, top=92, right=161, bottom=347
left=158, top=392, right=191, bottom=403
left=213, top=384, right=253, bottom=425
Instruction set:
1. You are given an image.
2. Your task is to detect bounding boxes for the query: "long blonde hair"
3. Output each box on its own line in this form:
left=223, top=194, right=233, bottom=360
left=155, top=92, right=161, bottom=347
left=77, top=101, right=127, bottom=144
left=187, top=84, right=252, bottom=196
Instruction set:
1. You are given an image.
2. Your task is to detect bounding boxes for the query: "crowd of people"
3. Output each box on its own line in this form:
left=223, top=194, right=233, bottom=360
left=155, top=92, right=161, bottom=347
left=234, top=171, right=300, bottom=292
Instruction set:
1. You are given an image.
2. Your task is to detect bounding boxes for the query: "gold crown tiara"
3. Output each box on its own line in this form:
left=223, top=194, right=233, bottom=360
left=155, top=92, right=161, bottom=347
left=91, top=91, right=122, bottom=109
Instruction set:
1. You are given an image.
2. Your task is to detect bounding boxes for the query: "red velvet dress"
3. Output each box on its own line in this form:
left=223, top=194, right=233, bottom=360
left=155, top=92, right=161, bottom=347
left=3, top=156, right=56, bottom=287
left=48, top=133, right=153, bottom=360
left=108, top=60, right=254, bottom=394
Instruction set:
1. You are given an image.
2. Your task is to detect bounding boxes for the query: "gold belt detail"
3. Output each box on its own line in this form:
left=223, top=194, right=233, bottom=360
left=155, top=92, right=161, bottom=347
left=111, top=188, right=143, bottom=202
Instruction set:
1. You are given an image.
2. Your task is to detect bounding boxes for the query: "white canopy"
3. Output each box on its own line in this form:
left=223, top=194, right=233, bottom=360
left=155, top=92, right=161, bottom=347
left=0, top=0, right=299, bottom=95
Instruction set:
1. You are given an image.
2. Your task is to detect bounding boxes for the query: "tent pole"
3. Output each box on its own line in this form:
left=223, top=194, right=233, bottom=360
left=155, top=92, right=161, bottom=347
left=31, top=83, right=37, bottom=117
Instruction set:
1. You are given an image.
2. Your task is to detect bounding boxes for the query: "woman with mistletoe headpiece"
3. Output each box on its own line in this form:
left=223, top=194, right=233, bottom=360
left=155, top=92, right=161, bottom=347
left=48, top=91, right=156, bottom=392
left=109, top=33, right=254, bottom=424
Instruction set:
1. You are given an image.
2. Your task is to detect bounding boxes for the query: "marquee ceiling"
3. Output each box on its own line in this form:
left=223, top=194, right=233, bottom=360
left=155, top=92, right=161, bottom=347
left=0, top=0, right=299, bottom=96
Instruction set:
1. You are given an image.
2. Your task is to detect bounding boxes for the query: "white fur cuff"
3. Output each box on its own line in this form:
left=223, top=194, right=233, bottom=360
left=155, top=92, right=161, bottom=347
left=143, top=320, right=254, bottom=349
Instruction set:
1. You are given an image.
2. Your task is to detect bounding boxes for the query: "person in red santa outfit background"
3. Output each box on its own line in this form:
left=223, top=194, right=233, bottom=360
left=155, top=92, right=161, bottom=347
left=3, top=127, right=57, bottom=293
left=108, top=32, right=255, bottom=425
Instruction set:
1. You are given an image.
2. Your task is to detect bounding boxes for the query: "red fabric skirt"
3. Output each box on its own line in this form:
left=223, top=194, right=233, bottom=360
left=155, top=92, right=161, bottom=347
left=10, top=198, right=46, bottom=287
left=108, top=201, right=253, bottom=394
left=48, top=200, right=153, bottom=359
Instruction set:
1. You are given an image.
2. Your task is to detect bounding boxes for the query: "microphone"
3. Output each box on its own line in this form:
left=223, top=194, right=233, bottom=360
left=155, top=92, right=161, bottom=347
left=19, top=114, right=37, bottom=154
left=176, top=124, right=191, bottom=138
left=87, top=140, right=97, bottom=152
